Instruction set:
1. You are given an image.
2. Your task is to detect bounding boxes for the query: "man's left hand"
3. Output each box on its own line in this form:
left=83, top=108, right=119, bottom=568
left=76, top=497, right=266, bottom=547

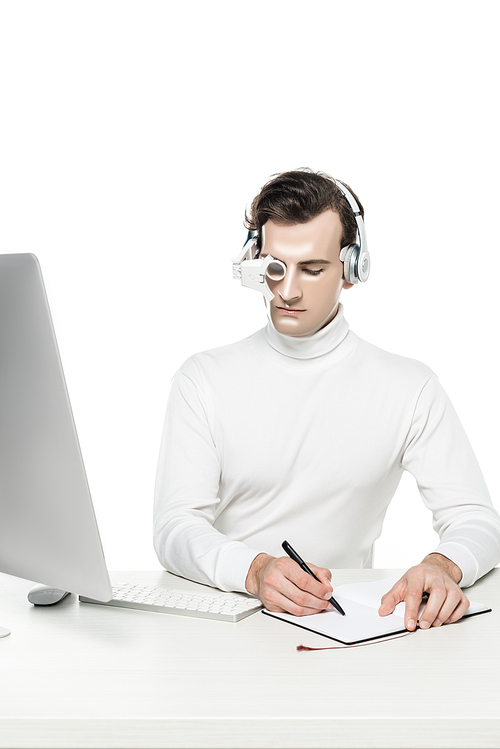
left=378, top=553, right=470, bottom=631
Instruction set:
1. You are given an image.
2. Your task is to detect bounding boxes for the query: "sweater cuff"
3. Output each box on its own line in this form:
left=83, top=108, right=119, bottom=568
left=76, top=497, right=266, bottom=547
left=216, top=543, right=265, bottom=593
left=432, top=541, right=479, bottom=588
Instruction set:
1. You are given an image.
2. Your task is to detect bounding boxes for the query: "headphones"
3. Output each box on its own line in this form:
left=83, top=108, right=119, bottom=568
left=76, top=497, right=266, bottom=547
left=232, top=179, right=370, bottom=300
left=334, top=180, right=370, bottom=285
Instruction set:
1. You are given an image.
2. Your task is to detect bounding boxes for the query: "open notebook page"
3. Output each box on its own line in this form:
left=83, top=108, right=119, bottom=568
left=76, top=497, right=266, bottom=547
left=262, top=577, right=491, bottom=645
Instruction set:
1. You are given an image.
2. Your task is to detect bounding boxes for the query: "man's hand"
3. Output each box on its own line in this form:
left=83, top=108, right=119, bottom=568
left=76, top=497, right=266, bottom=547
left=378, top=553, right=470, bottom=631
left=245, top=553, right=334, bottom=616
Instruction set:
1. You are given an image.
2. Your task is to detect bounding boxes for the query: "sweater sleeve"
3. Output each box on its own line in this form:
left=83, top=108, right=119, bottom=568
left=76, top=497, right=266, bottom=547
left=401, top=374, right=500, bottom=587
left=153, top=365, right=264, bottom=593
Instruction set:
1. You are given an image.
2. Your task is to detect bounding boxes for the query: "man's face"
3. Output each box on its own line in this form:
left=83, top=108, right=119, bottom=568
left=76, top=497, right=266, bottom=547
left=261, top=209, right=352, bottom=337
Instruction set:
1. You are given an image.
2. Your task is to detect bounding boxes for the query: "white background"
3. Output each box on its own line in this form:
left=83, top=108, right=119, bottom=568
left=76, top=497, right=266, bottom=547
left=0, top=0, right=498, bottom=573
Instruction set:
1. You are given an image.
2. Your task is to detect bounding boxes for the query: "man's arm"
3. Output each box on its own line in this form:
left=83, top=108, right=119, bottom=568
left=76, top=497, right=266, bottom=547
left=153, top=365, right=263, bottom=592
left=380, top=374, right=500, bottom=630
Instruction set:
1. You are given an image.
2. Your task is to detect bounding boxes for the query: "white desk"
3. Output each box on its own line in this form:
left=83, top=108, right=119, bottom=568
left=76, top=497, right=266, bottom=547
left=0, top=568, right=498, bottom=749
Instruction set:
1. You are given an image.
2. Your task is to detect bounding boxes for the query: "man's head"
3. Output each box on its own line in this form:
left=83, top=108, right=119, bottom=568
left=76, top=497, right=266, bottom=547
left=244, top=169, right=364, bottom=337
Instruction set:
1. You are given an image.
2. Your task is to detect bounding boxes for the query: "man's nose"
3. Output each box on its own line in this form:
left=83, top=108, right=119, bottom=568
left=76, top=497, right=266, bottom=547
left=276, top=267, right=302, bottom=304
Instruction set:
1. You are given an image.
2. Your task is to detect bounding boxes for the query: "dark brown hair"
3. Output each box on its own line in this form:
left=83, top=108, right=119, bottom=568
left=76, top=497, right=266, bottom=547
left=244, top=168, right=364, bottom=254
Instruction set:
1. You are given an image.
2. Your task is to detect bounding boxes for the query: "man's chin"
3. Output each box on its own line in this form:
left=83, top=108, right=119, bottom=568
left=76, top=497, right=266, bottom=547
left=271, top=314, right=312, bottom=338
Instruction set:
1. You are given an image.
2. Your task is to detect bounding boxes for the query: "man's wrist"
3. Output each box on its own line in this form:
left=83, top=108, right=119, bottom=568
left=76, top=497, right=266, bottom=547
left=245, top=553, right=273, bottom=596
left=421, top=552, right=462, bottom=584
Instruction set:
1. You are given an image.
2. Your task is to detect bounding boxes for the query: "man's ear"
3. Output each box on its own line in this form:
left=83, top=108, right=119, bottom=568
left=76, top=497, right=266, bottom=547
left=342, top=280, right=354, bottom=290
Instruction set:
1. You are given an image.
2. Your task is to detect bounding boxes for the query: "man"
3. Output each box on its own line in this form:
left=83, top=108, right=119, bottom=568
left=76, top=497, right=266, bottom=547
left=153, top=169, right=500, bottom=632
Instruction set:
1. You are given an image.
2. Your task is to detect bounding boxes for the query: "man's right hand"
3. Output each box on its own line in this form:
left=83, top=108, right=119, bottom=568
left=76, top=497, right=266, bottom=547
left=245, top=552, right=334, bottom=616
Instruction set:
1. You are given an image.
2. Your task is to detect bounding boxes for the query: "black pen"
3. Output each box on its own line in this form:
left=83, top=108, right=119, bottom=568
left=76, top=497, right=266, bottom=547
left=282, top=540, right=346, bottom=616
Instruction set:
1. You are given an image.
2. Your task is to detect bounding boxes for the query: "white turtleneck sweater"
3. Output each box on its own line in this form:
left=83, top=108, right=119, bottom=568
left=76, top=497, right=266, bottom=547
left=153, top=305, right=500, bottom=592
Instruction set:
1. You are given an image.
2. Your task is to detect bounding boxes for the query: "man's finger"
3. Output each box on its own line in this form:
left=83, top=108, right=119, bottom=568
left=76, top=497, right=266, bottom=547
left=264, top=575, right=333, bottom=616
left=267, top=559, right=333, bottom=609
left=378, top=583, right=404, bottom=616
left=308, top=563, right=332, bottom=585
left=434, top=591, right=470, bottom=626
left=266, top=588, right=333, bottom=616
left=430, top=587, right=465, bottom=626
left=282, top=559, right=333, bottom=599
left=402, top=587, right=429, bottom=630
left=417, top=585, right=447, bottom=629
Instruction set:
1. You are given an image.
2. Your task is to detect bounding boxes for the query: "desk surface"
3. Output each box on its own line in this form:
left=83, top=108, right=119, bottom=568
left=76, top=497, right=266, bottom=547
left=0, top=568, right=498, bottom=749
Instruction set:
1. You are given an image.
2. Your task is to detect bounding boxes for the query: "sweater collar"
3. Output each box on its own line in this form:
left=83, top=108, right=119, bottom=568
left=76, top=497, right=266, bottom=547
left=263, top=303, right=350, bottom=360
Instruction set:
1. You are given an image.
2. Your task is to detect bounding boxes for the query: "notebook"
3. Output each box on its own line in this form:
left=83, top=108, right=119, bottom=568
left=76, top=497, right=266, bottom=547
left=262, top=577, right=491, bottom=645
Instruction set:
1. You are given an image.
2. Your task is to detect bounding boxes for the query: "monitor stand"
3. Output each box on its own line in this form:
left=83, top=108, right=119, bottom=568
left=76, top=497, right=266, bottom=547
left=0, top=625, right=11, bottom=638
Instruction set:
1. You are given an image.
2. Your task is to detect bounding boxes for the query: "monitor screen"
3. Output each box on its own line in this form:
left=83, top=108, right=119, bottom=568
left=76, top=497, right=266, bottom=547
left=0, top=254, right=112, bottom=604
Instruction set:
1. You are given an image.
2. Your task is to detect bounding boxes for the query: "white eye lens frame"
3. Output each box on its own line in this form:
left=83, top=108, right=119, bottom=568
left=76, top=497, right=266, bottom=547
left=232, top=233, right=286, bottom=302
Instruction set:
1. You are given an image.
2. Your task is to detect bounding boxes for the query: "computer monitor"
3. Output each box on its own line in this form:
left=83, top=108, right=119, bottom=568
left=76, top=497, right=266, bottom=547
left=0, top=254, right=112, bottom=637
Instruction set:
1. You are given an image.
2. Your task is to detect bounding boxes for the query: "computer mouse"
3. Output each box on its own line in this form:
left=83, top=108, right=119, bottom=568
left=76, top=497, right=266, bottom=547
left=27, top=584, right=71, bottom=605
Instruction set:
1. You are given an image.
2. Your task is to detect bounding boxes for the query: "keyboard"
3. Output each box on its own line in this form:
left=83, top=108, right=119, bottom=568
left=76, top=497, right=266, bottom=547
left=79, top=582, right=262, bottom=622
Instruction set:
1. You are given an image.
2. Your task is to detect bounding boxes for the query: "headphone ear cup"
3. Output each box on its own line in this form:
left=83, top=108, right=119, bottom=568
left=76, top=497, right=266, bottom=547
left=342, top=243, right=360, bottom=284
left=357, top=247, right=370, bottom=283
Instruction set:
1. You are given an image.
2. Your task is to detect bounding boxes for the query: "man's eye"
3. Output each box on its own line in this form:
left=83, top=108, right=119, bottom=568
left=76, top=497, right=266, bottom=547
left=303, top=268, right=323, bottom=276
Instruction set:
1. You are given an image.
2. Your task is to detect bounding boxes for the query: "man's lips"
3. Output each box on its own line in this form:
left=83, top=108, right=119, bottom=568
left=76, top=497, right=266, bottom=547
left=275, top=306, right=306, bottom=314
